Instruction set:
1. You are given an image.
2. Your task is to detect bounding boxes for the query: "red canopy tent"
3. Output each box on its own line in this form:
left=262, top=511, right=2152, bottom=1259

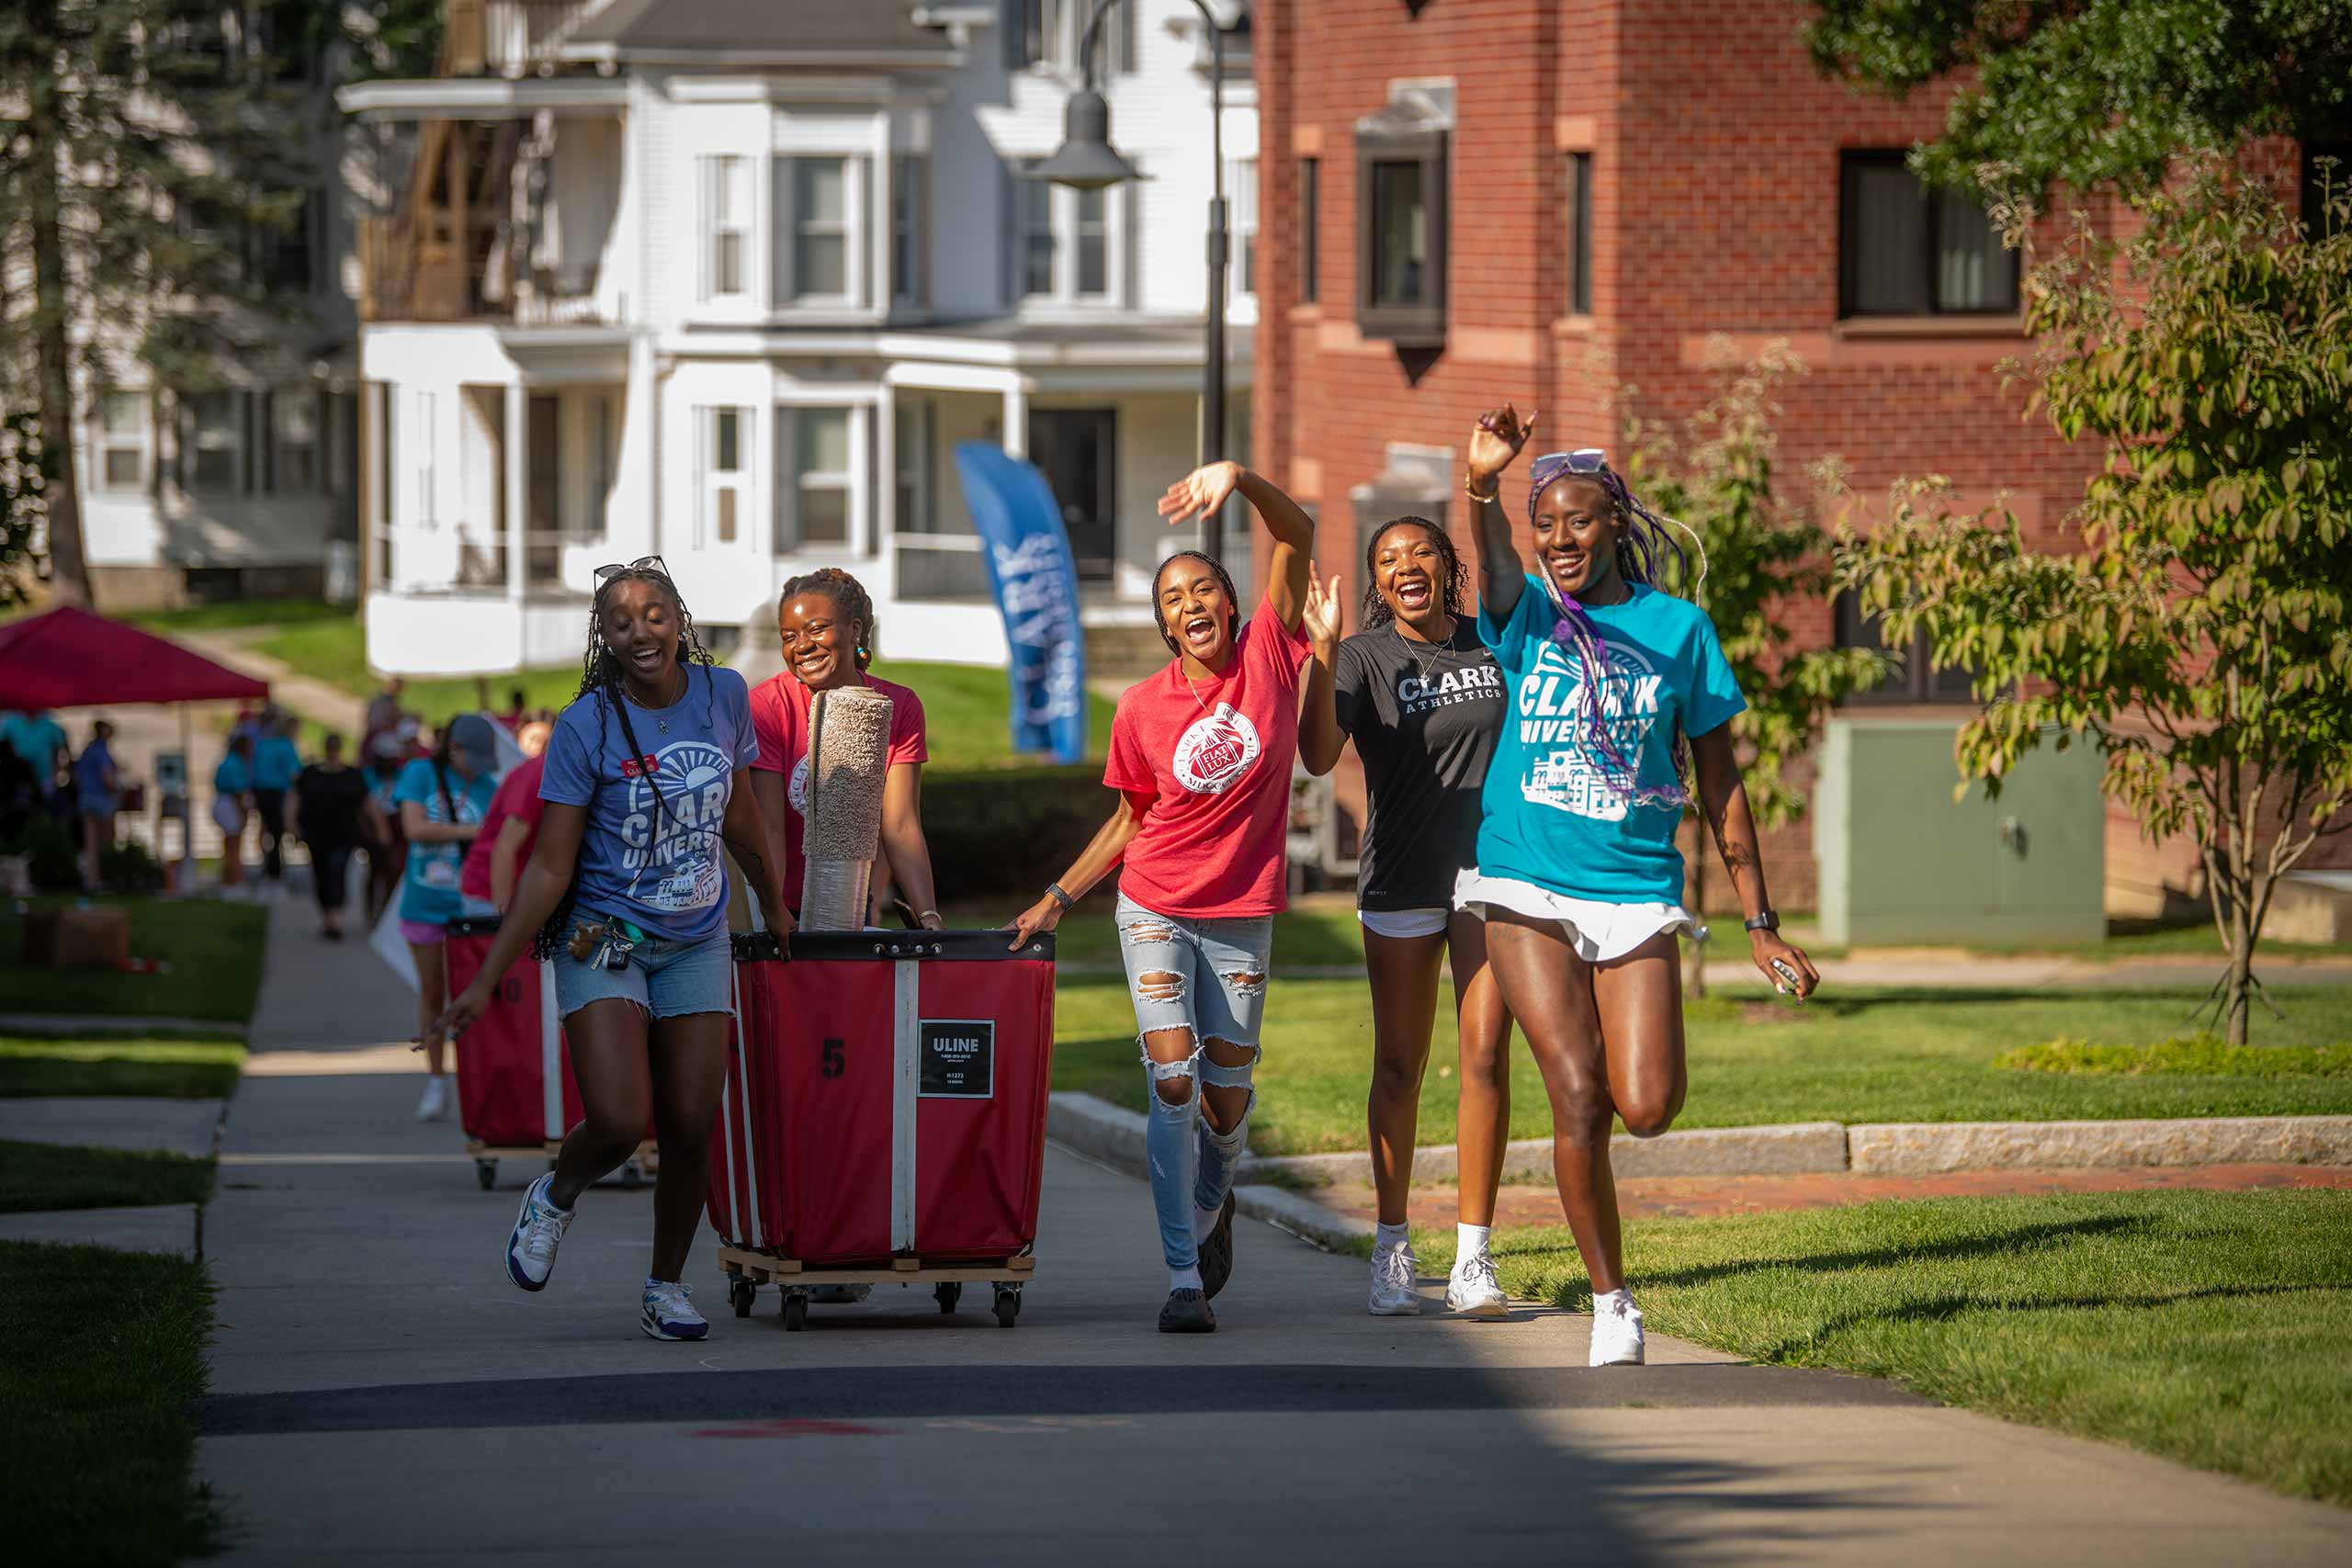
left=0, top=604, right=269, bottom=709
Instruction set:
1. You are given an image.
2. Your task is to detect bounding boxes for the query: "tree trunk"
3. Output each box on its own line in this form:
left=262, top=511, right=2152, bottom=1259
left=26, top=53, right=95, bottom=610
left=2223, top=912, right=2255, bottom=1046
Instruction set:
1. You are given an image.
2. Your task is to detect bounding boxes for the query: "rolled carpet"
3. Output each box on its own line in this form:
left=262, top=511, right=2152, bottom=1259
left=799, top=684, right=893, bottom=931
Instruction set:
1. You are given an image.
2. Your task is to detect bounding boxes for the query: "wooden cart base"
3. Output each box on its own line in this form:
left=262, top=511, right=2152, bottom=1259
left=467, top=1140, right=657, bottom=1191
left=718, top=1245, right=1035, bottom=1330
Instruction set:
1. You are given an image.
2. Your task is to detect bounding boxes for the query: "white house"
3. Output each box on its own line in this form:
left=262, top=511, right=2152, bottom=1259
left=340, top=0, right=1257, bottom=673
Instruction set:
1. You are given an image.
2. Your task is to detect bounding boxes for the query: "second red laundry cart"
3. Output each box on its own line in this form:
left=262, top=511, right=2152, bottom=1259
left=708, top=929, right=1057, bottom=1329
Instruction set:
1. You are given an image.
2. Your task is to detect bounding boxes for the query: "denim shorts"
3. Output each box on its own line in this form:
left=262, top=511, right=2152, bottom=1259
left=551, top=921, right=735, bottom=1022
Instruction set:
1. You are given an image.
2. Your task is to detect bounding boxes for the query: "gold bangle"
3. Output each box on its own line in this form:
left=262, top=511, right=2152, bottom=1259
left=1463, top=474, right=1500, bottom=504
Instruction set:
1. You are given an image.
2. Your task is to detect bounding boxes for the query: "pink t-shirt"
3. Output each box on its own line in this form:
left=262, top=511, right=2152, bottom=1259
left=748, top=672, right=929, bottom=902
left=1104, top=604, right=1311, bottom=919
left=458, top=754, right=547, bottom=903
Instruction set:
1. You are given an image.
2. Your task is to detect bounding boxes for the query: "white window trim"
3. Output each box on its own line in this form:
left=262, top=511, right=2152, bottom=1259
left=696, top=405, right=751, bottom=548
left=413, top=390, right=437, bottom=526
left=1018, top=172, right=1127, bottom=311
left=1229, top=157, right=1259, bottom=301
left=772, top=153, right=865, bottom=310
left=791, top=405, right=859, bottom=554
left=701, top=154, right=751, bottom=302
left=96, top=391, right=149, bottom=492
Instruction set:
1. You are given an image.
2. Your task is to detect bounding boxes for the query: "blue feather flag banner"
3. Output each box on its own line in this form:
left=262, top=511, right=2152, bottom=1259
left=953, top=441, right=1090, bottom=764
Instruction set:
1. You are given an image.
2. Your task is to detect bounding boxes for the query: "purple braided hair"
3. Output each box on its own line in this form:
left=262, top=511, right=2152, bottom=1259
left=1525, top=451, right=1697, bottom=811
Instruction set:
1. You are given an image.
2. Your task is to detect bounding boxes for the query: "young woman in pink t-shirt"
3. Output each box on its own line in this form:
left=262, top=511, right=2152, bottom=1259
left=747, top=568, right=942, bottom=929
left=1007, top=463, right=1315, bottom=1334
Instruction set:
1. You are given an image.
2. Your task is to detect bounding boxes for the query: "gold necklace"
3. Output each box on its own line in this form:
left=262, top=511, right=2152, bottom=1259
left=1396, top=615, right=1456, bottom=693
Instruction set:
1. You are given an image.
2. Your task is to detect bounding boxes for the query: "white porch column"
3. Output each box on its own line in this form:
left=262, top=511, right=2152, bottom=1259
left=876, top=380, right=898, bottom=546
left=1000, top=379, right=1027, bottom=459
left=503, top=381, right=527, bottom=605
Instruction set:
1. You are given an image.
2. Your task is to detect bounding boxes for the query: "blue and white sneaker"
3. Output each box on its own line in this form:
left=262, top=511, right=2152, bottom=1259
left=503, top=1173, right=573, bottom=1292
left=642, top=1279, right=708, bottom=1341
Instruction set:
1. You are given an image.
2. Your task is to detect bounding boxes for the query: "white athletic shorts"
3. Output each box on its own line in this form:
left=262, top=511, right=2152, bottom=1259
left=1357, top=907, right=1451, bottom=941
left=1452, top=870, right=1694, bottom=963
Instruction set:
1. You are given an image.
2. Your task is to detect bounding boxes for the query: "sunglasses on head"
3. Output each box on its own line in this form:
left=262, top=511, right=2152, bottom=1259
left=594, top=554, right=670, bottom=582
left=1534, top=449, right=1609, bottom=474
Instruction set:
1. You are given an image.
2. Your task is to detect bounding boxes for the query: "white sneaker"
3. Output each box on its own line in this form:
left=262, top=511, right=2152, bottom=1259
left=1589, top=1291, right=1645, bottom=1367
left=1445, top=1250, right=1509, bottom=1318
left=503, top=1173, right=573, bottom=1292
left=1368, top=1245, right=1421, bottom=1316
left=414, top=1075, right=450, bottom=1122
left=642, top=1280, right=709, bottom=1341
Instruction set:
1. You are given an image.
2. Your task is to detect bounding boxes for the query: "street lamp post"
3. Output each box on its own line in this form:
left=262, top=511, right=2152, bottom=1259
left=1028, top=0, right=1228, bottom=563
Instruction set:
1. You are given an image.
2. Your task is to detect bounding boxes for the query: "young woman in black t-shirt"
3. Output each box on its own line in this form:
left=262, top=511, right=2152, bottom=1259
left=1299, top=517, right=1514, bottom=1318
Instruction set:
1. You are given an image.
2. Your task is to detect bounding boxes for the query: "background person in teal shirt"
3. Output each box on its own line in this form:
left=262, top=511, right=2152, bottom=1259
left=250, top=712, right=303, bottom=889
left=1459, top=404, right=1818, bottom=1370
left=213, top=734, right=255, bottom=892
left=394, top=715, right=499, bottom=1122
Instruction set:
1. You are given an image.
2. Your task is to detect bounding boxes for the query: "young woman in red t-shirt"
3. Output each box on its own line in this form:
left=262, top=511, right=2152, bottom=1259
left=1007, top=462, right=1314, bottom=1334
left=746, top=569, right=943, bottom=930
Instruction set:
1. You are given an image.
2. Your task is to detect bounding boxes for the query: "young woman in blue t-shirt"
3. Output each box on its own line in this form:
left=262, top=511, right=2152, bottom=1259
left=436, top=558, right=788, bottom=1342
left=1459, top=403, right=1820, bottom=1368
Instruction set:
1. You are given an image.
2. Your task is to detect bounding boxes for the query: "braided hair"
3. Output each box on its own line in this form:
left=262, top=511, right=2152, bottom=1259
left=1152, top=549, right=1240, bottom=658
left=1525, top=453, right=1702, bottom=811
left=532, top=563, right=717, bottom=957
left=778, top=567, right=877, bottom=671
left=1359, top=516, right=1466, bottom=632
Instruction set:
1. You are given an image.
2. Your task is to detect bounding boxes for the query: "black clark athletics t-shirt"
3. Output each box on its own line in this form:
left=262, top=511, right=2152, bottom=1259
left=1332, top=622, right=1506, bottom=911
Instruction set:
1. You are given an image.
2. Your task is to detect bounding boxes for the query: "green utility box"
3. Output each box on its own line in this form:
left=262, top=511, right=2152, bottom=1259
left=1813, top=716, right=2106, bottom=947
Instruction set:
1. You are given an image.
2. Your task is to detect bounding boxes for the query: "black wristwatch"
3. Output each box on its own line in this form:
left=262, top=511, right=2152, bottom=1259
left=1046, top=883, right=1076, bottom=911
left=1743, top=910, right=1780, bottom=934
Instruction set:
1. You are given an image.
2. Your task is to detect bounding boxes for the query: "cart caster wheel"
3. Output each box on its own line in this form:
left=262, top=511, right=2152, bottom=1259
left=475, top=1159, right=496, bottom=1191
left=993, top=1289, right=1020, bottom=1328
left=934, top=1282, right=961, bottom=1314
left=782, top=1293, right=808, bottom=1332
left=729, top=1278, right=755, bottom=1318
left=619, top=1161, right=643, bottom=1190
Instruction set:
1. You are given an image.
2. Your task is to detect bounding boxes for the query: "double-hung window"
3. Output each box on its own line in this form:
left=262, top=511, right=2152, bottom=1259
left=891, top=153, right=927, bottom=306
left=1834, top=590, right=1977, bottom=703
left=773, top=407, right=855, bottom=552
left=1838, top=152, right=2018, bottom=318
left=699, top=407, right=747, bottom=546
left=772, top=155, right=869, bottom=309
left=1014, top=164, right=1114, bottom=305
left=97, top=392, right=147, bottom=491
left=271, top=390, right=317, bottom=492
left=701, top=155, right=749, bottom=301
left=1565, top=152, right=1592, bottom=315
left=1355, top=84, right=1452, bottom=346
left=187, top=391, right=242, bottom=491
left=1018, top=170, right=1057, bottom=299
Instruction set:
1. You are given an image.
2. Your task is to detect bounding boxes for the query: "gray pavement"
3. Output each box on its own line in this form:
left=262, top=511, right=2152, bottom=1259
left=0, top=1201, right=198, bottom=1254
left=0, top=1094, right=223, bottom=1156
left=193, top=899, right=2351, bottom=1565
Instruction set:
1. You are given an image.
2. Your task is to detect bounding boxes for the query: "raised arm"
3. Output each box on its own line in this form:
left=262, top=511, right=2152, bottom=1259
left=1296, top=567, right=1348, bottom=776
left=1158, top=462, right=1317, bottom=631
left=1464, top=402, right=1540, bottom=624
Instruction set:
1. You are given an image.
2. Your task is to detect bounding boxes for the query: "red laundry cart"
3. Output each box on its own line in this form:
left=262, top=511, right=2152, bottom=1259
left=444, top=918, right=656, bottom=1191
left=709, top=929, right=1057, bottom=1329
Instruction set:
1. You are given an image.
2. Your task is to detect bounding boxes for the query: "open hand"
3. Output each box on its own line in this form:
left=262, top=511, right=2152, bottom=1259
left=1468, top=403, right=1539, bottom=488
left=1302, top=563, right=1343, bottom=649
left=1158, top=462, right=1243, bottom=526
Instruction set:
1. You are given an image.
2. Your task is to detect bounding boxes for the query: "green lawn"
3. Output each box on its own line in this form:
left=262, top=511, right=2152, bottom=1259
left=941, top=895, right=1367, bottom=968
left=1434, top=1190, right=2352, bottom=1507
left=129, top=597, right=350, bottom=635
left=0, top=1141, right=216, bottom=1213
left=0, top=897, right=268, bottom=1023
left=1048, top=976, right=2352, bottom=1156
left=0, top=1242, right=220, bottom=1566
left=0, top=1035, right=246, bottom=1099
left=867, top=657, right=1117, bottom=770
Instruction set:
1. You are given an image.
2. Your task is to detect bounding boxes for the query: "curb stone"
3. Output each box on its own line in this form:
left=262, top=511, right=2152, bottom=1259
left=1849, top=1114, right=2352, bottom=1175
left=1237, top=1122, right=1850, bottom=1188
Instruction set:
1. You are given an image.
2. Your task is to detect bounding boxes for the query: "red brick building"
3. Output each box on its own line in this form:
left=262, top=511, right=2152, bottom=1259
left=1251, top=0, right=2333, bottom=913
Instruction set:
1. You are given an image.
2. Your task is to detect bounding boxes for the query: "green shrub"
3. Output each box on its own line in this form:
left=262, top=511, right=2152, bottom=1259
left=1996, top=1034, right=2352, bottom=1078
left=100, top=840, right=164, bottom=895
left=21, top=816, right=79, bottom=893
left=923, top=764, right=1114, bottom=900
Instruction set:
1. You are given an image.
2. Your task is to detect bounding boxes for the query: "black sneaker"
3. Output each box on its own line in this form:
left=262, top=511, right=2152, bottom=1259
left=1197, top=1192, right=1238, bottom=1300
left=1158, top=1287, right=1216, bottom=1333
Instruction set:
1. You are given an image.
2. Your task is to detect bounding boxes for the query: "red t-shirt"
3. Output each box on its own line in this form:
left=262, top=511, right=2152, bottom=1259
left=459, top=754, right=547, bottom=903
left=748, top=672, right=929, bottom=901
left=1105, top=604, right=1311, bottom=919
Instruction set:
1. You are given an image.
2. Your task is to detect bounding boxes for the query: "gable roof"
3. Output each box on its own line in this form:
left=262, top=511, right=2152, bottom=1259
left=563, top=0, right=958, bottom=62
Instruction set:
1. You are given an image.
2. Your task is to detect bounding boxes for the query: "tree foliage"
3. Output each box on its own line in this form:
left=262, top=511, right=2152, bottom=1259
left=1803, top=1, right=2352, bottom=202
left=1838, top=172, right=2352, bottom=1043
left=0, top=411, right=51, bottom=612
left=0, top=1, right=324, bottom=605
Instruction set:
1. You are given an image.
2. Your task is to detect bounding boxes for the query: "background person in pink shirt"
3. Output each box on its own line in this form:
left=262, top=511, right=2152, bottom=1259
left=746, top=568, right=941, bottom=930
left=1006, top=461, right=1314, bottom=1336
left=458, top=720, right=552, bottom=916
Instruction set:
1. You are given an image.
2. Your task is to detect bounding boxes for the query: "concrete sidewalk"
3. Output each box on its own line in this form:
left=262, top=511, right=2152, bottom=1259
left=195, top=904, right=2349, bottom=1565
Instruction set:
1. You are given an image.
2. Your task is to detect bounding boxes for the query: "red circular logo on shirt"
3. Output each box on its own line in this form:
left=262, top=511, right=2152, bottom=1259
left=1172, top=704, right=1262, bottom=795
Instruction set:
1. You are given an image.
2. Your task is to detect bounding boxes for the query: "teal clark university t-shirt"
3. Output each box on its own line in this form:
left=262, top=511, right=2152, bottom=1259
left=1475, top=575, right=1745, bottom=906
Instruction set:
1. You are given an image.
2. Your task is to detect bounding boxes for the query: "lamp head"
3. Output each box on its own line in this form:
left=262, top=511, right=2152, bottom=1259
left=1026, top=89, right=1143, bottom=190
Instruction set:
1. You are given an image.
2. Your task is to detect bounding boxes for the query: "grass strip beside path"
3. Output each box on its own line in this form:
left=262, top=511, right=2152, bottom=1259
left=0, top=1141, right=216, bottom=1213
left=0, top=897, right=269, bottom=1023
left=0, top=1242, right=220, bottom=1566
left=1997, top=1036, right=2350, bottom=1077
left=1442, top=1190, right=2352, bottom=1507
left=1050, top=978, right=2352, bottom=1156
left=0, top=1036, right=246, bottom=1099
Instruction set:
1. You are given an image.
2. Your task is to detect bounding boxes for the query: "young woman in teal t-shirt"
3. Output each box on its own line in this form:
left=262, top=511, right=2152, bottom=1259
left=1458, top=403, right=1819, bottom=1369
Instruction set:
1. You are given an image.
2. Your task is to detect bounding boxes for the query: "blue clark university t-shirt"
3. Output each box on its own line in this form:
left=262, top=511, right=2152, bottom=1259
left=1476, top=576, right=1745, bottom=906
left=539, top=664, right=758, bottom=943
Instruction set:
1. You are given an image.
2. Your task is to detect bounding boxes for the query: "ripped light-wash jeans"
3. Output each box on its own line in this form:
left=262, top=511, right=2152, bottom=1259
left=1114, top=892, right=1273, bottom=1270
